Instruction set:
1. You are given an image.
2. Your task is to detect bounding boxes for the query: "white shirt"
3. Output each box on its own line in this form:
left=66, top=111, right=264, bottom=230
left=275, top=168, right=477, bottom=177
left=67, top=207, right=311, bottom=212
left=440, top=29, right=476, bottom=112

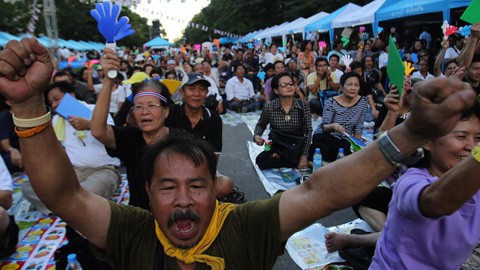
left=263, top=52, right=284, bottom=65
left=444, top=46, right=461, bottom=60
left=205, top=68, right=220, bottom=88
left=411, top=71, right=435, bottom=81
left=379, top=52, right=389, bottom=69
left=225, top=76, right=255, bottom=101
left=94, top=84, right=127, bottom=114
left=53, top=103, right=120, bottom=168
left=204, top=76, right=222, bottom=101
left=0, top=156, right=12, bottom=192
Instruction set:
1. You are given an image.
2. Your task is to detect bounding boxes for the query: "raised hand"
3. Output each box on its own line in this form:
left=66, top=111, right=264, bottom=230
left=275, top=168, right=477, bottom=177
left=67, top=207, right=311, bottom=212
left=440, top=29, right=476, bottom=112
left=340, top=54, right=353, bottom=68
left=384, top=85, right=407, bottom=114
left=114, top=23, right=135, bottom=42
left=90, top=1, right=128, bottom=43
left=405, top=78, right=475, bottom=139
left=100, top=48, right=120, bottom=76
left=0, top=38, right=53, bottom=105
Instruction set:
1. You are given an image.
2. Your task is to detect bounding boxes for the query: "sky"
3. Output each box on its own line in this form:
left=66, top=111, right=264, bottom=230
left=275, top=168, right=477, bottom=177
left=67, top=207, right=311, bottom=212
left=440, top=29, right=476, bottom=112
left=129, top=0, right=210, bottom=42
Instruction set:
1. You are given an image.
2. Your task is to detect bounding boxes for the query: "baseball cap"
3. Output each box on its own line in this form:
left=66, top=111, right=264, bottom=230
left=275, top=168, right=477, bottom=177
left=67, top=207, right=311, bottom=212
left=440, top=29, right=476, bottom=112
left=181, top=72, right=211, bottom=89
left=123, top=72, right=150, bottom=85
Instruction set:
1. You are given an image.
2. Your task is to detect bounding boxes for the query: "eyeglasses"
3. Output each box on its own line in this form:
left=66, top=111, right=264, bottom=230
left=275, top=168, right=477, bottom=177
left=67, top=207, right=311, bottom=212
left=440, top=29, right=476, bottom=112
left=279, top=81, right=295, bottom=88
left=132, top=104, right=162, bottom=113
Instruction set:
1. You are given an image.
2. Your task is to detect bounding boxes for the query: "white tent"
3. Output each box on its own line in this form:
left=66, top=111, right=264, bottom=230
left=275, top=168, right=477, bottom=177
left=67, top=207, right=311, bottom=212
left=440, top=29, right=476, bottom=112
left=267, top=18, right=306, bottom=37
left=254, top=23, right=288, bottom=39
left=331, top=0, right=386, bottom=28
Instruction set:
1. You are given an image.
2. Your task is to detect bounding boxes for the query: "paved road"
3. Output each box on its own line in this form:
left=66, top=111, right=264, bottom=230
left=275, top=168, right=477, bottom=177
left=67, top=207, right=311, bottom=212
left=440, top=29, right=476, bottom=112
left=218, top=121, right=357, bottom=269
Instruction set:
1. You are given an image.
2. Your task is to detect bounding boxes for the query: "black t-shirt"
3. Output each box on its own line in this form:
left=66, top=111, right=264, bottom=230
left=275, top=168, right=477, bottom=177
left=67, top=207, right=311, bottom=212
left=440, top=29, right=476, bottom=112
left=359, top=78, right=374, bottom=97
left=165, top=104, right=222, bottom=153
left=106, top=127, right=150, bottom=210
left=0, top=110, right=19, bottom=150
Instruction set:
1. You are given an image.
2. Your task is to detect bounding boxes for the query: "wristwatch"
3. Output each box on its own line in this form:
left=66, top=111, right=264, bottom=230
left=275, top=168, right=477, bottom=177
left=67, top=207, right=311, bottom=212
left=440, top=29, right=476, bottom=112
left=378, top=132, right=424, bottom=167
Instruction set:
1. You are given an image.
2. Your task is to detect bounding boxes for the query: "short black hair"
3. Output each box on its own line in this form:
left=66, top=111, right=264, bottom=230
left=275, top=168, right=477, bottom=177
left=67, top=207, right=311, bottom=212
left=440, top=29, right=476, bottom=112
left=339, top=72, right=362, bottom=87
left=328, top=54, right=340, bottom=62
left=142, top=132, right=217, bottom=184
left=315, top=58, right=328, bottom=66
left=350, top=61, right=363, bottom=71
left=45, top=81, right=75, bottom=95
left=271, top=72, right=293, bottom=90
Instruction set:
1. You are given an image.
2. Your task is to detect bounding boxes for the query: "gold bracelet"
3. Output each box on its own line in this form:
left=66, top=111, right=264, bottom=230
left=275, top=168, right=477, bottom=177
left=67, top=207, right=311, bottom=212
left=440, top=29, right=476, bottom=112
left=471, top=145, right=480, bottom=163
left=12, top=107, right=51, bottom=128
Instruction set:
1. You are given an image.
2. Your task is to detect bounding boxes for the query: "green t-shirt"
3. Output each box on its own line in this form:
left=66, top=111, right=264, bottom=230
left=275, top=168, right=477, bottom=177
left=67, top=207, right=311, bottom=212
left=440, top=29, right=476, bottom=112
left=94, top=194, right=284, bottom=270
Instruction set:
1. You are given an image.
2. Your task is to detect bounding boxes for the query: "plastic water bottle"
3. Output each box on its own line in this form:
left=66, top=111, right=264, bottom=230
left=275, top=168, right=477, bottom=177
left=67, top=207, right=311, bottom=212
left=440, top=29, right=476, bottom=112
left=337, top=148, right=345, bottom=160
left=66, top=254, right=83, bottom=270
left=312, top=148, right=322, bottom=173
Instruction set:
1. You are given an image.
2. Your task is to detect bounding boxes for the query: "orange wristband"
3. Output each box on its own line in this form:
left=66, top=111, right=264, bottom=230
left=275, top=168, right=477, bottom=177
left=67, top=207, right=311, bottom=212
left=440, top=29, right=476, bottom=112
left=15, top=121, right=50, bottom=138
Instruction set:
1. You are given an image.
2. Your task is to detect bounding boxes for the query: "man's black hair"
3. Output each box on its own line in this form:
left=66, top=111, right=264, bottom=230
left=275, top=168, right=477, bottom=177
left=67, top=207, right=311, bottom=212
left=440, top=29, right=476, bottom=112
left=142, top=132, right=217, bottom=184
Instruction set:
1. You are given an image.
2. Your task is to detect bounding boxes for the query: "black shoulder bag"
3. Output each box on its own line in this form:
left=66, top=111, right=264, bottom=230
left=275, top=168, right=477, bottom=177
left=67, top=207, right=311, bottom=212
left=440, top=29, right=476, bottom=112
left=270, top=100, right=307, bottom=164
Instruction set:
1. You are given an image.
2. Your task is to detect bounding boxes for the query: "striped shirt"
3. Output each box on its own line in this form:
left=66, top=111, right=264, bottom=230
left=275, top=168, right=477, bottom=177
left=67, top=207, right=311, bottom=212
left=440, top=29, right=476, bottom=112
left=314, top=96, right=368, bottom=139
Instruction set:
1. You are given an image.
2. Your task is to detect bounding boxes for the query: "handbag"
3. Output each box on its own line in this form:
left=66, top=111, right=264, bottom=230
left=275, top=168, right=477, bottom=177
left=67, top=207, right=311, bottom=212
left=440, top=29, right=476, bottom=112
left=270, top=129, right=305, bottom=164
left=269, top=100, right=306, bottom=164
left=204, top=94, right=218, bottom=111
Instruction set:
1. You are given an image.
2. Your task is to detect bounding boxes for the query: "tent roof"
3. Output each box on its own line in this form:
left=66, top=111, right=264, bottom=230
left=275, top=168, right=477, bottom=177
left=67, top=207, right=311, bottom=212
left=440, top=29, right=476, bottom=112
left=332, top=0, right=387, bottom=28
left=219, top=37, right=238, bottom=44
left=267, top=17, right=306, bottom=37
left=0, top=31, right=20, bottom=46
left=144, top=36, right=172, bottom=47
left=255, top=22, right=290, bottom=39
left=376, top=0, right=471, bottom=22
left=305, top=3, right=361, bottom=32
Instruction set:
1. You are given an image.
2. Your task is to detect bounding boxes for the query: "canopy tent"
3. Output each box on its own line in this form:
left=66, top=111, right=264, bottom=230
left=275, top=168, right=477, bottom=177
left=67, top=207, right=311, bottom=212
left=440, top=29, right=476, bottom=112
left=255, top=22, right=290, bottom=39
left=332, top=0, right=387, bottom=29
left=238, top=31, right=259, bottom=43
left=144, top=36, right=173, bottom=48
left=304, top=3, right=361, bottom=48
left=267, top=17, right=306, bottom=37
left=375, top=0, right=471, bottom=23
left=267, top=11, right=332, bottom=39
left=305, top=3, right=361, bottom=33
left=218, top=37, right=238, bottom=45
left=0, top=31, right=20, bottom=46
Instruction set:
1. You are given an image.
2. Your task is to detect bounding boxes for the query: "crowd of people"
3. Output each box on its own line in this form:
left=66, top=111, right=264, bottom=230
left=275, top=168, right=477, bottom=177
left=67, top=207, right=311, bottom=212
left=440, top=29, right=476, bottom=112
left=0, top=19, right=480, bottom=269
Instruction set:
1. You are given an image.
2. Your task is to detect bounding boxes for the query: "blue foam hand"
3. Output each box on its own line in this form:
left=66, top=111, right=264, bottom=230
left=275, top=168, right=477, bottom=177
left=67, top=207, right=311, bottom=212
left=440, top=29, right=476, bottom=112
left=247, top=43, right=254, bottom=49
left=90, top=1, right=128, bottom=43
left=114, top=22, right=135, bottom=41
left=377, top=27, right=384, bottom=33
left=257, top=71, right=266, bottom=80
left=458, top=25, right=471, bottom=37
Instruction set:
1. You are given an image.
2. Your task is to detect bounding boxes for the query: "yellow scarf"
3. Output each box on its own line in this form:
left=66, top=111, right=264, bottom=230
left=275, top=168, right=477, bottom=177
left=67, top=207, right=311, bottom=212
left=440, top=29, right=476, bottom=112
left=154, top=201, right=236, bottom=269
left=53, top=118, right=87, bottom=142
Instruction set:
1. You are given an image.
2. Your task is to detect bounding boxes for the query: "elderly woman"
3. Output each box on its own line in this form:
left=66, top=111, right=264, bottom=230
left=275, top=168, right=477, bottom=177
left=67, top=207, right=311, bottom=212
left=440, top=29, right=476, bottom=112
left=310, top=72, right=368, bottom=162
left=254, top=72, right=312, bottom=169
left=92, top=76, right=173, bottom=210
left=371, top=106, right=480, bottom=269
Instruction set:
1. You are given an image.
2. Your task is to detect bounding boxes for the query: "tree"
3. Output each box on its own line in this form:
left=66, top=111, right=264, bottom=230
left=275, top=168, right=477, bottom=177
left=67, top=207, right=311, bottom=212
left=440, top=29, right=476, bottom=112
left=182, top=0, right=373, bottom=44
left=0, top=0, right=156, bottom=48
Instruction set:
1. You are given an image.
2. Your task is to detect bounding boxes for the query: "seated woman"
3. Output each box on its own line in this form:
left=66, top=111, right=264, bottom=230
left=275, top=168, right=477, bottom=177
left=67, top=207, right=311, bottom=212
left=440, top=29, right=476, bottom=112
left=254, top=72, right=312, bottom=169
left=310, top=72, right=368, bottom=162
left=370, top=105, right=480, bottom=269
left=325, top=84, right=410, bottom=257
